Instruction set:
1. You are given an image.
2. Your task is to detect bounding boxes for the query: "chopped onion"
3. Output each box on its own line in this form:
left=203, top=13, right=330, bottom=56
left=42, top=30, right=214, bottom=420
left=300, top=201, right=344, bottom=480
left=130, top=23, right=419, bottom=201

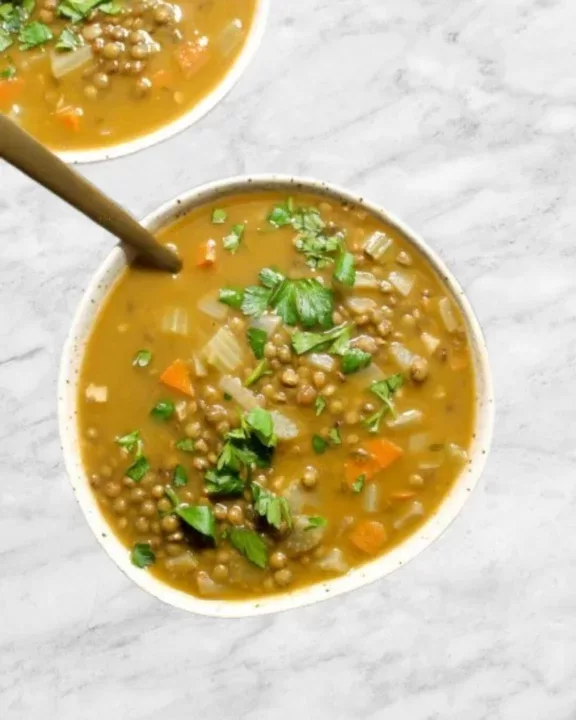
left=161, top=307, right=189, bottom=336
left=283, top=482, right=318, bottom=514
left=217, top=18, right=243, bottom=57
left=362, top=483, right=379, bottom=513
left=386, top=409, right=423, bottom=429
left=191, top=353, right=208, bottom=378
left=346, top=361, right=384, bottom=391
left=164, top=551, right=197, bottom=574
left=270, top=410, right=300, bottom=440
left=196, top=570, right=224, bottom=597
left=317, top=548, right=349, bottom=574
left=388, top=342, right=414, bottom=370
left=439, top=297, right=458, bottom=333
left=393, top=500, right=424, bottom=530
left=50, top=45, right=93, bottom=79
left=408, top=432, right=431, bottom=453
left=249, top=313, right=281, bottom=336
left=345, top=296, right=377, bottom=314
left=421, top=332, right=440, bottom=356
left=284, top=516, right=326, bottom=557
left=218, top=375, right=261, bottom=410
left=85, top=383, right=107, bottom=402
left=204, top=327, right=243, bottom=373
left=363, top=231, right=392, bottom=261
left=175, top=400, right=188, bottom=421
left=447, top=442, right=469, bottom=463
left=198, top=291, right=228, bottom=321
left=389, top=270, right=415, bottom=297
left=308, top=353, right=336, bottom=372
left=354, top=271, right=379, bottom=289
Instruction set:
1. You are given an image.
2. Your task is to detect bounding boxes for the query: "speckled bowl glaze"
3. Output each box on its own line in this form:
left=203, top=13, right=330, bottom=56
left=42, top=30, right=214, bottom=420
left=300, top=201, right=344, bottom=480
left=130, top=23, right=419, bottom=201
left=58, top=0, right=269, bottom=164
left=58, top=175, right=495, bottom=617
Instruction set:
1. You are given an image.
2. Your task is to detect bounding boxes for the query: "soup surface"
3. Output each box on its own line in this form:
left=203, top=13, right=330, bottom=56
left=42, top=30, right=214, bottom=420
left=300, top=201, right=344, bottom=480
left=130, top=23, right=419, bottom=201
left=78, top=190, right=476, bottom=601
left=0, top=0, right=257, bottom=151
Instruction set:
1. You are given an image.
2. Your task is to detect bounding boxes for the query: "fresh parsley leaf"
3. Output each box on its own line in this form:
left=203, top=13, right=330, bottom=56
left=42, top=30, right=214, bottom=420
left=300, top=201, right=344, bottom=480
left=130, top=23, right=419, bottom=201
left=115, top=429, right=142, bottom=456
left=295, top=232, right=340, bottom=269
left=291, top=323, right=349, bottom=355
left=0, top=30, right=13, bottom=53
left=362, top=409, right=385, bottom=434
left=132, top=349, right=152, bottom=367
left=258, top=267, right=284, bottom=288
left=223, top=392, right=232, bottom=401
left=245, top=358, right=272, bottom=387
left=273, top=278, right=333, bottom=328
left=19, top=21, right=52, bottom=49
left=252, top=483, right=292, bottom=529
left=267, top=202, right=293, bottom=228
left=150, top=400, right=174, bottom=421
left=56, top=26, right=83, bottom=50
left=212, top=208, right=227, bottom=224
left=164, top=487, right=216, bottom=539
left=223, top=223, right=244, bottom=254
left=241, top=285, right=272, bottom=317
left=352, top=474, right=365, bottom=493
left=126, top=455, right=149, bottom=482
left=315, top=396, right=327, bottom=416
left=341, top=348, right=372, bottom=374
left=58, top=0, right=109, bottom=22
left=362, top=374, right=404, bottom=433
left=219, top=287, right=244, bottom=309
left=204, top=468, right=245, bottom=496
left=99, top=1, right=122, bottom=13
left=247, top=327, right=267, bottom=359
left=175, top=438, right=195, bottom=453
left=328, top=427, right=341, bottom=445
left=173, top=464, right=188, bottom=487
left=245, top=408, right=277, bottom=447
left=131, top=543, right=155, bottom=568
left=330, top=325, right=352, bottom=355
left=305, top=516, right=327, bottom=530
left=292, top=207, right=324, bottom=234
left=312, top=434, right=328, bottom=454
left=334, top=250, right=356, bottom=287
left=228, top=527, right=268, bottom=568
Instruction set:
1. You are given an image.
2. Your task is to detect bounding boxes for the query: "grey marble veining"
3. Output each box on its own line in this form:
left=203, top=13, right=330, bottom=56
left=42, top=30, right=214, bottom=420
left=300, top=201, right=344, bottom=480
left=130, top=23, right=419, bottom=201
left=2, top=0, right=576, bottom=717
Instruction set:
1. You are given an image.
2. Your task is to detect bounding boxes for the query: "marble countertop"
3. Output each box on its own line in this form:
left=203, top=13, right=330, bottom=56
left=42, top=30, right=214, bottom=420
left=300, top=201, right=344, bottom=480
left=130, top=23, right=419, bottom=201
left=2, top=0, right=576, bottom=717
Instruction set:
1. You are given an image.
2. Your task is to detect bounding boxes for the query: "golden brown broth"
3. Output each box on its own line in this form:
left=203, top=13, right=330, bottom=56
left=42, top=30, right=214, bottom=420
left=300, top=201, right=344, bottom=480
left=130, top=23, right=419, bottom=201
left=78, top=191, right=476, bottom=600
left=0, top=1, right=257, bottom=150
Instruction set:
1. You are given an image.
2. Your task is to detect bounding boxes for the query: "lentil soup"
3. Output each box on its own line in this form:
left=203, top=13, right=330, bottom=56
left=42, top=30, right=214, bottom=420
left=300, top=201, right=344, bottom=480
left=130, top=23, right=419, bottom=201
left=0, top=0, right=258, bottom=152
left=78, top=189, right=476, bottom=601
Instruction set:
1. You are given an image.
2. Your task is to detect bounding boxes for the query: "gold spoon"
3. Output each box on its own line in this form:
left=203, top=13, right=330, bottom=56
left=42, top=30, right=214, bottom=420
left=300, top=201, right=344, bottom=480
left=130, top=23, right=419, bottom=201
left=0, top=116, right=181, bottom=273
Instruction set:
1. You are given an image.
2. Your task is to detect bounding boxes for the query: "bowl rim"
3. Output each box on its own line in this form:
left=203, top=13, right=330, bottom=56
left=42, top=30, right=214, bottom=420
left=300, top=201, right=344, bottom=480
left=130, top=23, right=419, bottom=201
left=58, top=174, right=495, bottom=617
left=55, top=0, right=269, bottom=165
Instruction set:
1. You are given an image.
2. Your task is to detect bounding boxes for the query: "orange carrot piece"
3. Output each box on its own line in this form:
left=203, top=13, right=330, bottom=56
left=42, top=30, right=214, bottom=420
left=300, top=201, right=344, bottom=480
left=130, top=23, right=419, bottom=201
left=196, top=239, right=217, bottom=268
left=349, top=520, right=388, bottom=555
left=0, top=77, right=25, bottom=107
left=344, top=456, right=379, bottom=487
left=55, top=106, right=81, bottom=132
left=153, top=69, right=174, bottom=88
left=364, top=437, right=404, bottom=469
left=160, top=359, right=195, bottom=397
left=174, top=41, right=208, bottom=78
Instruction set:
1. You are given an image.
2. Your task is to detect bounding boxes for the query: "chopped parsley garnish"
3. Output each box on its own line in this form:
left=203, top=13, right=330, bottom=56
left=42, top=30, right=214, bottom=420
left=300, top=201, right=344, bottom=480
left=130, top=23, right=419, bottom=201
left=222, top=223, right=244, bottom=254
left=305, top=516, right=327, bottom=530
left=223, top=392, right=232, bottom=401
left=19, top=21, right=52, bottom=49
left=56, top=26, right=83, bottom=50
left=327, top=427, right=341, bottom=445
left=267, top=198, right=294, bottom=228
left=291, top=323, right=349, bottom=355
left=150, top=399, right=175, bottom=421
left=245, top=358, right=272, bottom=387
left=351, top=474, right=365, bottom=493
left=126, top=455, right=149, bottom=482
left=312, top=434, right=328, bottom=454
left=115, top=429, right=142, bottom=456
left=216, top=408, right=277, bottom=475
left=58, top=0, right=110, bottom=22
left=165, top=487, right=216, bottom=539
left=0, top=31, right=13, bottom=52
left=204, top=469, right=245, bottom=496
left=0, top=65, right=15, bottom=79
left=131, top=543, right=155, bottom=569
left=173, top=464, right=188, bottom=487
left=132, top=349, right=152, bottom=367
left=363, top=373, right=404, bottom=433
left=218, top=287, right=244, bottom=309
left=228, top=527, right=268, bottom=568
left=211, top=208, right=227, bottom=224
left=252, top=483, right=292, bottom=529
left=315, top=395, right=327, bottom=416
left=247, top=327, right=267, bottom=359
left=175, top=438, right=195, bottom=453
left=341, top=348, right=372, bottom=374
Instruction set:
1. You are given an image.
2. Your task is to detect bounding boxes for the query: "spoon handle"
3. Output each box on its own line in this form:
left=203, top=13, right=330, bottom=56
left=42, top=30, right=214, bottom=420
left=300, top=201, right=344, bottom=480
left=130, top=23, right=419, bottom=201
left=0, top=116, right=181, bottom=273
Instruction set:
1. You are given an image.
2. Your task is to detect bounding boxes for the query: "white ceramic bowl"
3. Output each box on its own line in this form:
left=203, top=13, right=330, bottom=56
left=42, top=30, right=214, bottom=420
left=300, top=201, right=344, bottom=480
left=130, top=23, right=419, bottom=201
left=59, top=175, right=494, bottom=617
left=58, top=0, right=269, bottom=164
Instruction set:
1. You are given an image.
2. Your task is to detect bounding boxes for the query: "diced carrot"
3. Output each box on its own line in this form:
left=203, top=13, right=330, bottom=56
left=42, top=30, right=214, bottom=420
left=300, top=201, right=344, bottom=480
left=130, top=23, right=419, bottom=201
left=196, top=239, right=217, bottom=268
left=364, top=437, right=404, bottom=470
left=160, top=359, right=195, bottom=397
left=349, top=520, right=388, bottom=555
left=174, top=40, right=208, bottom=78
left=152, top=69, right=174, bottom=88
left=55, top=106, right=81, bottom=132
left=390, top=491, right=417, bottom=501
left=0, top=77, right=25, bottom=107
